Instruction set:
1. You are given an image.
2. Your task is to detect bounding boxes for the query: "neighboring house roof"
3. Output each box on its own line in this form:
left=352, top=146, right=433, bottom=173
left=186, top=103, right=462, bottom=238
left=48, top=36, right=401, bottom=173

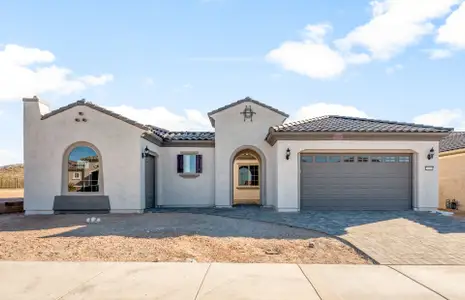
left=440, top=132, right=465, bottom=153
left=207, top=97, right=289, bottom=127
left=271, top=115, right=453, bottom=133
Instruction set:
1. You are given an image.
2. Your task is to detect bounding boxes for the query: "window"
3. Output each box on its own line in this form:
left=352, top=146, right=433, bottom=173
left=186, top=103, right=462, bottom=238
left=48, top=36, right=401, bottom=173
left=177, top=154, right=202, bottom=174
left=357, top=156, right=369, bottom=163
left=371, top=156, right=383, bottom=163
left=328, top=156, right=341, bottom=163
left=301, top=156, right=313, bottom=163
left=384, top=156, right=397, bottom=163
left=68, top=146, right=99, bottom=192
left=315, top=156, right=327, bottom=163
left=399, top=156, right=410, bottom=163
left=343, top=156, right=355, bottom=163
left=238, top=165, right=259, bottom=186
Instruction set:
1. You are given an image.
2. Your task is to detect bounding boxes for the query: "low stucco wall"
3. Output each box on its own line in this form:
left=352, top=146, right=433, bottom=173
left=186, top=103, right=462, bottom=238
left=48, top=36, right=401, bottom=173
left=439, top=151, right=465, bottom=212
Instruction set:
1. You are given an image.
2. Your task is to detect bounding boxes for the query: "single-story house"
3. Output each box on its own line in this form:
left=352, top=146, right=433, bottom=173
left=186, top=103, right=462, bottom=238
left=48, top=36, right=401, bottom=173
left=23, top=96, right=452, bottom=215
left=439, top=132, right=465, bottom=211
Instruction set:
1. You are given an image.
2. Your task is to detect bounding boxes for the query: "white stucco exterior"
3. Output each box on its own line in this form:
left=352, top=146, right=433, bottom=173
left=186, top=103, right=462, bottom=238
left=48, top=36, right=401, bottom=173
left=23, top=97, right=447, bottom=214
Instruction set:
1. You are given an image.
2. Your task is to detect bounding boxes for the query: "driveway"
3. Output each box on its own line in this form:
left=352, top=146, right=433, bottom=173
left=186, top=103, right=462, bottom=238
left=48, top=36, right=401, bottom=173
left=158, top=208, right=465, bottom=265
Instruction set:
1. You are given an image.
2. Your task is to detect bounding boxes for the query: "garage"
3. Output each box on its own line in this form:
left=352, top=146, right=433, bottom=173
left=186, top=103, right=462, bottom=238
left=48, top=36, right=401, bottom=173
left=300, top=153, right=412, bottom=210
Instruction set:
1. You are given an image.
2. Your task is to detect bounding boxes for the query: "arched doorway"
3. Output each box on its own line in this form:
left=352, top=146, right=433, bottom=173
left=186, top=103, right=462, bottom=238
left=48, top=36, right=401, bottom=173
left=232, top=148, right=262, bottom=206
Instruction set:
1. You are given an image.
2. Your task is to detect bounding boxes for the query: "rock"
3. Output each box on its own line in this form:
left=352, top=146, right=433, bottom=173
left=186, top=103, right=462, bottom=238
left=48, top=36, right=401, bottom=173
left=265, top=249, right=280, bottom=255
left=185, top=258, right=197, bottom=263
left=308, top=242, right=315, bottom=248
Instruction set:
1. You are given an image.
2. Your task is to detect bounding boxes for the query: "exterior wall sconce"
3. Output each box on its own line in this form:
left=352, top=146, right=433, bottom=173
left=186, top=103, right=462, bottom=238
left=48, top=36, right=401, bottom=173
left=141, top=146, right=149, bottom=158
left=285, top=148, right=291, bottom=160
left=427, top=147, right=435, bottom=160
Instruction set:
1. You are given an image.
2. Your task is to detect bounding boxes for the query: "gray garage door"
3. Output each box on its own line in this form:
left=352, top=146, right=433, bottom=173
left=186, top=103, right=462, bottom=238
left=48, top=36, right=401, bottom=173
left=300, top=154, right=412, bottom=210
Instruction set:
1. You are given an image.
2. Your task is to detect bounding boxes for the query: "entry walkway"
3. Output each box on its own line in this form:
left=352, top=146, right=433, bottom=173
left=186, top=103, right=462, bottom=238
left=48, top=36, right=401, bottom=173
left=1, top=261, right=464, bottom=299
left=158, top=208, right=465, bottom=265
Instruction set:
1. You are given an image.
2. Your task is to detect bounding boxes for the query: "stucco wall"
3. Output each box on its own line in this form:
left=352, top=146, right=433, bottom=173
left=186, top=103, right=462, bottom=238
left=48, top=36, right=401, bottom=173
left=211, top=101, right=286, bottom=207
left=24, top=101, right=147, bottom=214
left=276, top=140, right=440, bottom=212
left=439, top=152, right=465, bottom=211
left=158, top=146, right=215, bottom=207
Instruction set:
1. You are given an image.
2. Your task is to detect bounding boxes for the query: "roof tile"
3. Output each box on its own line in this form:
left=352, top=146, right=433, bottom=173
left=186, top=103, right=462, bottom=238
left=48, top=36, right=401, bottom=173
left=272, top=115, right=453, bottom=133
left=440, top=132, right=465, bottom=152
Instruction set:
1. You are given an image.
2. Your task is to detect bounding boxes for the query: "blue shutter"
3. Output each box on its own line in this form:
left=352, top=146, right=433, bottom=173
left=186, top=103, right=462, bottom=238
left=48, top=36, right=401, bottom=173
left=196, top=155, right=203, bottom=173
left=177, top=155, right=184, bottom=173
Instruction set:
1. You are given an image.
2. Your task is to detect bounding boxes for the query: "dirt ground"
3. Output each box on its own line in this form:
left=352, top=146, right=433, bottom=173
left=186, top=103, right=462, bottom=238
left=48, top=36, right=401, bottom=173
left=0, top=189, right=23, bottom=199
left=0, top=213, right=372, bottom=264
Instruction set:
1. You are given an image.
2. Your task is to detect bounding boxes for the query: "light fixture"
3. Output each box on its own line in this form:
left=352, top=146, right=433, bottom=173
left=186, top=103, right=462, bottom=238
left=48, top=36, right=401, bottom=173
left=285, top=148, right=291, bottom=160
left=142, top=146, right=149, bottom=158
left=427, top=147, right=435, bottom=160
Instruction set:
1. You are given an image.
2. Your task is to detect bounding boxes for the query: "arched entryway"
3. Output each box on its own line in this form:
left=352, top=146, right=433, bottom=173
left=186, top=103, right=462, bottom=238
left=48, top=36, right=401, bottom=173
left=231, top=147, right=265, bottom=206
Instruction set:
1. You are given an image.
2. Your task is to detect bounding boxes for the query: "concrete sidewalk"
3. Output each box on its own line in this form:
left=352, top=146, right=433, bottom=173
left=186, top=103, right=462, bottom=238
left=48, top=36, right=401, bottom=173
left=1, top=262, right=464, bottom=300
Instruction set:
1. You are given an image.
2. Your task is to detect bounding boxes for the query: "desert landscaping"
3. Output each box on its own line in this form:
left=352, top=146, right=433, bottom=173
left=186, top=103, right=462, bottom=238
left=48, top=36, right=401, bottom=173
left=0, top=213, right=371, bottom=264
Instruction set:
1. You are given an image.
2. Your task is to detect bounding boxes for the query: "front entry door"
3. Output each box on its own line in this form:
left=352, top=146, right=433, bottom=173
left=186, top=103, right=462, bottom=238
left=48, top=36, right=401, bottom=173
left=145, top=155, right=156, bottom=209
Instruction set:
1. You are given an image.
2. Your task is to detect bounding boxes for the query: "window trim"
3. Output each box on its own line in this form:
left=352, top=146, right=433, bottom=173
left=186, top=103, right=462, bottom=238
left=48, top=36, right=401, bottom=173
left=177, top=153, right=203, bottom=177
left=72, top=172, right=81, bottom=180
left=62, top=142, right=104, bottom=196
left=237, top=164, right=260, bottom=187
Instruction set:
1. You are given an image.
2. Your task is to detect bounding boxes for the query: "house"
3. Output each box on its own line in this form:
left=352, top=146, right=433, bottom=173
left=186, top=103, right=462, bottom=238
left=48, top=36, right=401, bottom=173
left=439, top=132, right=465, bottom=212
left=22, top=96, right=452, bottom=215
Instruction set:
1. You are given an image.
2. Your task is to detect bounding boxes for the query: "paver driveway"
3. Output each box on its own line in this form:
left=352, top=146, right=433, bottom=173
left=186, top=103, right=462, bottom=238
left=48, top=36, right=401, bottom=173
left=157, top=208, right=465, bottom=265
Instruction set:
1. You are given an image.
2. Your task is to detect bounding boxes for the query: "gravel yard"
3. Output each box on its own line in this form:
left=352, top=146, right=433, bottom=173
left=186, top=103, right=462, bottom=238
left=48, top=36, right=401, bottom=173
left=0, top=213, right=371, bottom=264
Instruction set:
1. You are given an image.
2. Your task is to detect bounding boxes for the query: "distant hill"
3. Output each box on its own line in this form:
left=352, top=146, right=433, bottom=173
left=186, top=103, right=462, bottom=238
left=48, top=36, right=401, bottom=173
left=0, top=164, right=24, bottom=179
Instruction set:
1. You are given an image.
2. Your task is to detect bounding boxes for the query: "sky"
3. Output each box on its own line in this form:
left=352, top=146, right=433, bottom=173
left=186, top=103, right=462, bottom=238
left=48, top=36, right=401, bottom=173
left=0, top=0, right=464, bottom=165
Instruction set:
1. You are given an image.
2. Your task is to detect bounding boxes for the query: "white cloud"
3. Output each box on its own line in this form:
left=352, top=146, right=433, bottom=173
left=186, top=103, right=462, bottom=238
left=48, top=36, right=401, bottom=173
left=183, top=83, right=193, bottom=89
left=0, top=149, right=22, bottom=166
left=426, top=48, right=453, bottom=59
left=413, top=108, right=465, bottom=130
left=437, top=2, right=465, bottom=49
left=335, top=0, right=461, bottom=60
left=385, top=64, right=404, bottom=74
left=105, top=105, right=212, bottom=131
left=144, top=77, right=155, bottom=86
left=0, top=44, right=113, bottom=101
left=266, top=24, right=346, bottom=79
left=292, top=102, right=369, bottom=121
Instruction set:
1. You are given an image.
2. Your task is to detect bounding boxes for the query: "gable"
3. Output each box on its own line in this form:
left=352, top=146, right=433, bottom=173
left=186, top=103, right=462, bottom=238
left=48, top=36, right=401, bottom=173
left=207, top=97, right=288, bottom=127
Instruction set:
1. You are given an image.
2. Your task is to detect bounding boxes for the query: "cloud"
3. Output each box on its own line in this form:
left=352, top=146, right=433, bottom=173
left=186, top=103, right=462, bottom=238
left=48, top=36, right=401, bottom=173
left=425, top=48, right=453, bottom=59
left=183, top=83, right=193, bottom=89
left=0, top=149, right=22, bottom=165
left=385, top=64, right=404, bottom=74
left=266, top=24, right=346, bottom=79
left=335, top=0, right=461, bottom=60
left=105, top=105, right=212, bottom=131
left=436, top=2, right=465, bottom=49
left=0, top=44, right=113, bottom=101
left=144, top=77, right=155, bottom=86
left=292, top=102, right=369, bottom=121
left=413, top=108, right=465, bottom=130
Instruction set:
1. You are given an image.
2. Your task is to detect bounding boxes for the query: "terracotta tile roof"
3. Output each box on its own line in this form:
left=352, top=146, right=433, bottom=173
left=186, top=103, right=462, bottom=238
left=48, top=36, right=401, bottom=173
left=272, top=115, right=453, bottom=133
left=440, top=132, right=465, bottom=152
left=163, top=131, right=215, bottom=141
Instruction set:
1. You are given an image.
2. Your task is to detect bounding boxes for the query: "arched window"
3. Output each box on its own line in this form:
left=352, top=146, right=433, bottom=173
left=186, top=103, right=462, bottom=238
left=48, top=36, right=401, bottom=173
left=67, top=146, right=100, bottom=192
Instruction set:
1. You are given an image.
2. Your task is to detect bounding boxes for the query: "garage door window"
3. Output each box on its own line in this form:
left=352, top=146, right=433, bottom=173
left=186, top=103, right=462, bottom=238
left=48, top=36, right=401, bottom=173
left=315, top=156, right=327, bottom=163
left=357, top=156, right=369, bottom=163
left=343, top=156, right=355, bottom=163
left=399, top=156, right=410, bottom=163
left=301, top=156, right=313, bottom=163
left=328, top=156, right=341, bottom=163
left=384, top=156, right=397, bottom=163
left=371, top=156, right=382, bottom=163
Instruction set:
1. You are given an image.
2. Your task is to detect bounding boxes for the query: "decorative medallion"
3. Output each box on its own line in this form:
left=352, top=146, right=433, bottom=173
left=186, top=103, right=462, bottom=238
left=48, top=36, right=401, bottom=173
left=240, top=105, right=256, bottom=122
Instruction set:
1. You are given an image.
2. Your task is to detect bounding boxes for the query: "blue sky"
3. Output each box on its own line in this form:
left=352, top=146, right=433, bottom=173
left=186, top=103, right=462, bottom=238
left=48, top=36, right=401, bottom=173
left=0, top=0, right=464, bottom=165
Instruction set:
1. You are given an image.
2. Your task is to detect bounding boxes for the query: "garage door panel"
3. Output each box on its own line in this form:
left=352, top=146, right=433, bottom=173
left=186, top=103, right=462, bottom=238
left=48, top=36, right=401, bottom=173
left=300, top=154, right=412, bottom=210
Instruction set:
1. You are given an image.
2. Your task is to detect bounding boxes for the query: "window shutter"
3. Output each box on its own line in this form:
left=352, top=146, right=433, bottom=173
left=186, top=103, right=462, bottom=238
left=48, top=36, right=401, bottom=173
left=196, top=155, right=203, bottom=173
left=177, top=155, right=184, bottom=173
